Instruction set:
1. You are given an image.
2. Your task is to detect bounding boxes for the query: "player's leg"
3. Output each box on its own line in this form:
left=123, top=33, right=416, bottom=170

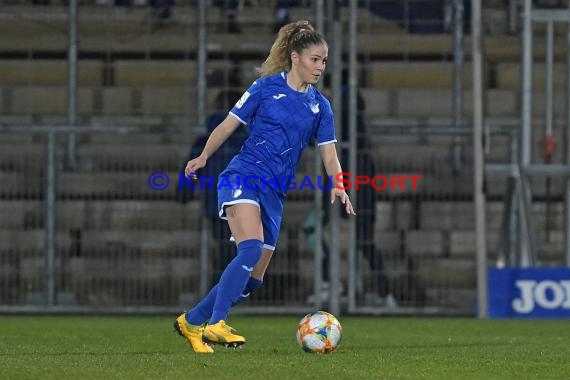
left=176, top=172, right=262, bottom=352
left=202, top=202, right=263, bottom=347
left=179, top=246, right=271, bottom=350
left=203, top=188, right=283, bottom=347
left=233, top=188, right=283, bottom=304
left=231, top=247, right=273, bottom=304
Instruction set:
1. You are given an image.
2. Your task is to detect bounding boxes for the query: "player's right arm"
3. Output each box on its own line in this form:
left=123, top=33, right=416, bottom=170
left=184, top=114, right=241, bottom=177
left=186, top=80, right=261, bottom=177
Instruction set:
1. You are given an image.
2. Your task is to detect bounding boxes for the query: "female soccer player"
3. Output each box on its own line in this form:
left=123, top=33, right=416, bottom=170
left=174, top=20, right=356, bottom=353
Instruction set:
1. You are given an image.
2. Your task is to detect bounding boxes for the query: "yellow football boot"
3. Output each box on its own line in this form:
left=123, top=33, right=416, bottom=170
left=173, top=314, right=214, bottom=353
left=203, top=320, right=245, bottom=348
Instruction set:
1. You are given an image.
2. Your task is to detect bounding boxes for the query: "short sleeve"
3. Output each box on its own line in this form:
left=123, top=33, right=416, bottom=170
left=229, top=80, right=262, bottom=125
left=314, top=98, right=337, bottom=146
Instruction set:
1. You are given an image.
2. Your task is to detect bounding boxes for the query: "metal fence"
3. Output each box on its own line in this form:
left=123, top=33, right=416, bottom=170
left=1, top=1, right=569, bottom=316
left=0, top=123, right=522, bottom=316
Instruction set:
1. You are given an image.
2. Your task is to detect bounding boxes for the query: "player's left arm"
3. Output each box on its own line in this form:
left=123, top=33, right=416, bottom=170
left=319, top=143, right=356, bottom=215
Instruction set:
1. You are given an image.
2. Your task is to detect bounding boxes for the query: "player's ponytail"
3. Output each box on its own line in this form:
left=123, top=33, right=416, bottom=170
left=258, top=20, right=326, bottom=77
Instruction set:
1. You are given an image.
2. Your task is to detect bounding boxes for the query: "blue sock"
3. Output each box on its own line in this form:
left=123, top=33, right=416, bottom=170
left=210, top=239, right=263, bottom=324
left=232, top=277, right=263, bottom=306
left=185, top=284, right=219, bottom=326
left=185, top=277, right=263, bottom=325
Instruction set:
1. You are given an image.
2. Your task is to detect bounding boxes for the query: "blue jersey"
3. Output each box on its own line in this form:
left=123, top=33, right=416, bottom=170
left=225, top=72, right=336, bottom=195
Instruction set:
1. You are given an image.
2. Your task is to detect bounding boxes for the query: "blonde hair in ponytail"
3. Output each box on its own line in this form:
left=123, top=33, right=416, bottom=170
left=258, top=20, right=326, bottom=77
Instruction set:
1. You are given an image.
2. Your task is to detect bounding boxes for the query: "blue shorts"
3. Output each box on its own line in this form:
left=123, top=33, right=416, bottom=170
left=217, top=172, right=284, bottom=251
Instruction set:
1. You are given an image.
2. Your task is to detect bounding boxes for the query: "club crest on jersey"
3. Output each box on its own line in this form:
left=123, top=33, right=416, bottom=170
left=310, top=102, right=320, bottom=114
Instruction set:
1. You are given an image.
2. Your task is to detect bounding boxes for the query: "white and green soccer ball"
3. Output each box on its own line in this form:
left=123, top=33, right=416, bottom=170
left=296, top=311, right=342, bottom=353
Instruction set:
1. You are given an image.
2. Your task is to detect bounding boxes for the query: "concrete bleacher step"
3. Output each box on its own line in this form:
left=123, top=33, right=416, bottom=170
left=0, top=229, right=67, bottom=251
left=0, top=171, right=181, bottom=198
left=0, top=60, right=103, bottom=86
left=496, top=62, right=568, bottom=90
left=6, top=86, right=94, bottom=115
left=486, top=175, right=570, bottom=198
left=355, top=34, right=560, bottom=61
left=77, top=143, right=187, bottom=171
left=368, top=62, right=478, bottom=89
left=80, top=229, right=200, bottom=250
left=416, top=257, right=476, bottom=287
left=0, top=83, right=560, bottom=121
left=0, top=85, right=231, bottom=117
left=419, top=201, right=504, bottom=231
left=0, top=172, right=44, bottom=198
left=58, top=171, right=180, bottom=197
left=0, top=200, right=43, bottom=229
left=65, top=200, right=201, bottom=231
left=406, top=230, right=445, bottom=257
left=424, top=287, right=476, bottom=312
left=449, top=230, right=502, bottom=258
left=362, top=88, right=519, bottom=119
left=0, top=5, right=553, bottom=60
left=114, top=60, right=197, bottom=86
left=0, top=3, right=405, bottom=40
left=0, top=140, right=193, bottom=173
left=0, top=144, right=45, bottom=172
left=0, top=227, right=200, bottom=252
left=0, top=125, right=199, bottom=146
left=67, top=255, right=198, bottom=281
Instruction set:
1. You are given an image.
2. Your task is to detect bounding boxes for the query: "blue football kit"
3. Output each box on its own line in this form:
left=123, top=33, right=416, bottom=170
left=218, top=71, right=336, bottom=250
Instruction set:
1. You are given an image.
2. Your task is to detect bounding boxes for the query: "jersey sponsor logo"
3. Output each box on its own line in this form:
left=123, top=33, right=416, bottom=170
left=235, top=91, right=251, bottom=109
left=272, top=93, right=286, bottom=100
left=232, top=187, right=243, bottom=198
left=310, top=102, right=320, bottom=114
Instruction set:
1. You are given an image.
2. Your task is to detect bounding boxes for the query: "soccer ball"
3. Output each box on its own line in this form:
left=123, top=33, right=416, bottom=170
left=296, top=311, right=342, bottom=353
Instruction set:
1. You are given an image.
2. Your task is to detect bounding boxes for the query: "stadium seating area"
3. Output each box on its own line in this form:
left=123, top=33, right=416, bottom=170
left=1, top=1, right=568, bottom=312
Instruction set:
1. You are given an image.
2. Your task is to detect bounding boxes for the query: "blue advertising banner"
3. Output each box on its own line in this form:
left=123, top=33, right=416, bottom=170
left=488, top=267, right=570, bottom=318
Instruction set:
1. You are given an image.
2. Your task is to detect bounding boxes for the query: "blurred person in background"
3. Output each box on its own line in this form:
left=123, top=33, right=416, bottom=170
left=176, top=89, right=248, bottom=286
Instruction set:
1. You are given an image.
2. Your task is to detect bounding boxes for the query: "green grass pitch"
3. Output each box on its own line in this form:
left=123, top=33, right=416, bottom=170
left=1, top=315, right=569, bottom=379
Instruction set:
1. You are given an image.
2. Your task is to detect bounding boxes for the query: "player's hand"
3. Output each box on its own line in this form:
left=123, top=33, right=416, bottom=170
left=330, top=188, right=356, bottom=215
left=184, top=155, right=207, bottom=178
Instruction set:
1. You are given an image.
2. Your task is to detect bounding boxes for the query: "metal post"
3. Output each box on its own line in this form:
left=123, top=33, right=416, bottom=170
left=545, top=20, right=554, bottom=243
left=199, top=220, right=210, bottom=297
left=197, top=0, right=209, bottom=297
left=452, top=0, right=464, bottom=129
left=67, top=0, right=78, bottom=169
left=520, top=0, right=533, bottom=266
left=566, top=3, right=570, bottom=266
left=312, top=0, right=325, bottom=309
left=509, top=0, right=519, bottom=34
left=347, top=0, right=358, bottom=313
left=509, top=134, right=519, bottom=266
left=472, top=0, right=487, bottom=318
left=497, top=134, right=518, bottom=268
left=545, top=21, right=554, bottom=142
left=197, top=0, right=207, bottom=129
left=451, top=0, right=465, bottom=176
left=521, top=0, right=533, bottom=166
left=328, top=0, right=342, bottom=316
left=314, top=0, right=325, bottom=33
left=45, top=130, right=56, bottom=307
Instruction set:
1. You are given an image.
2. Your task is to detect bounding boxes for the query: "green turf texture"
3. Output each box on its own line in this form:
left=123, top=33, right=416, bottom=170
left=1, top=316, right=569, bottom=379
